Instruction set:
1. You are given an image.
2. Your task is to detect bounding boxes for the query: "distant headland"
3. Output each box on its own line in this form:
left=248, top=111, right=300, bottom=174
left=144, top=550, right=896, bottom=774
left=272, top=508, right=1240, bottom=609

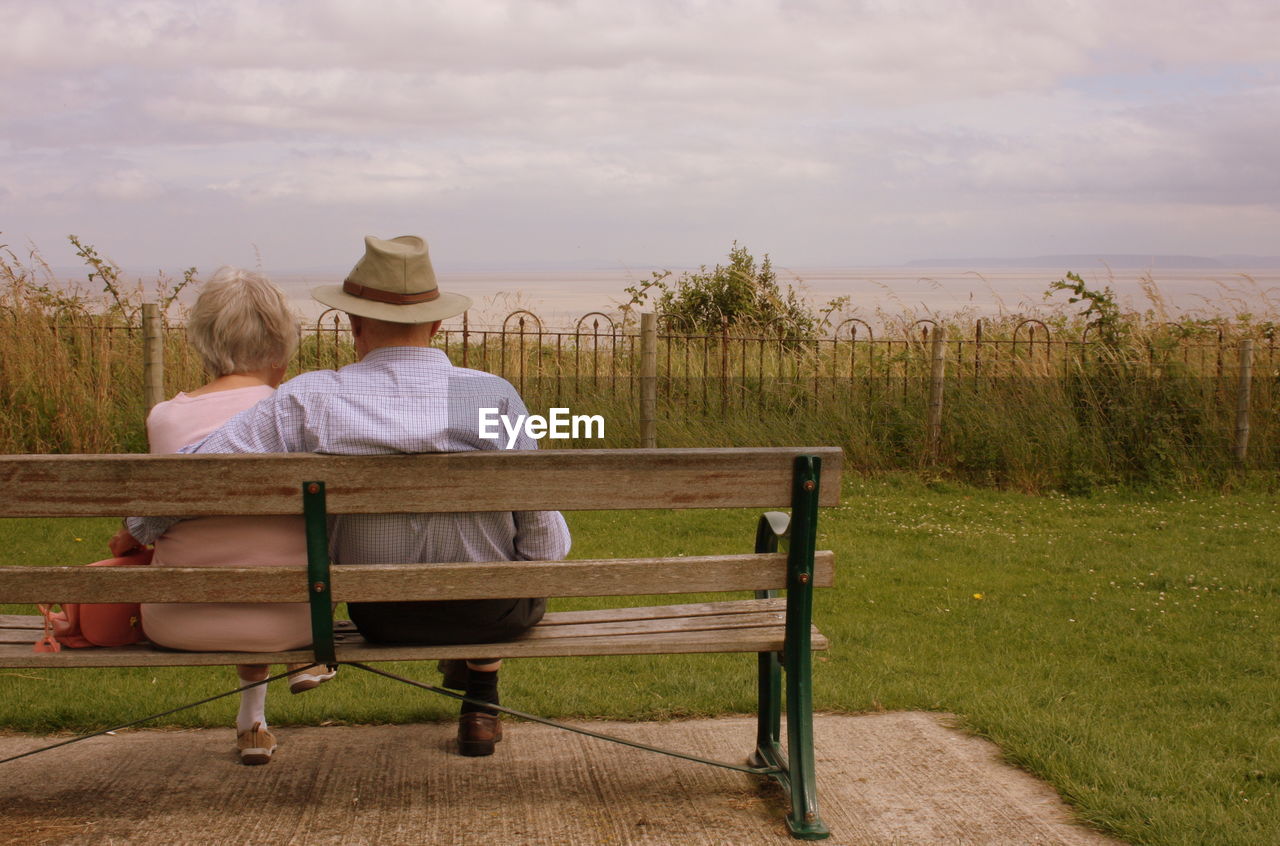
left=905, top=254, right=1280, bottom=269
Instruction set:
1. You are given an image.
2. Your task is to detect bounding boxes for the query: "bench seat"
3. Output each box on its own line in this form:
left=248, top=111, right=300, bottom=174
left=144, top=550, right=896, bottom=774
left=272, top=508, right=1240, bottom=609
left=0, top=599, right=828, bottom=668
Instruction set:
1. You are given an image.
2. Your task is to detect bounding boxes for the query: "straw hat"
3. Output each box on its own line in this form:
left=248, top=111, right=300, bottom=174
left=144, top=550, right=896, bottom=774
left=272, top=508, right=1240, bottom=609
left=312, top=235, right=471, bottom=324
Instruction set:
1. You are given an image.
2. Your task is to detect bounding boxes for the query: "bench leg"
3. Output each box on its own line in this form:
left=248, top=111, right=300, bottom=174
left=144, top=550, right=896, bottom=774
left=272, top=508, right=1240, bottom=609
left=781, top=643, right=828, bottom=839
left=747, top=647, right=829, bottom=840
left=752, top=460, right=824, bottom=839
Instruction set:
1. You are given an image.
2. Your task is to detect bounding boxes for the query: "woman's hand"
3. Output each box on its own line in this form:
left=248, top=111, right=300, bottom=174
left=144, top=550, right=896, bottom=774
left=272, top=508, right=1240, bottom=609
left=108, top=526, right=142, bottom=557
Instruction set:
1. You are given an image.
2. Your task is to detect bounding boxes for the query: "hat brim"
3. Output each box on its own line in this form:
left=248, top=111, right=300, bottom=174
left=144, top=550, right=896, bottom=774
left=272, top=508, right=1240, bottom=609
left=311, top=285, right=472, bottom=324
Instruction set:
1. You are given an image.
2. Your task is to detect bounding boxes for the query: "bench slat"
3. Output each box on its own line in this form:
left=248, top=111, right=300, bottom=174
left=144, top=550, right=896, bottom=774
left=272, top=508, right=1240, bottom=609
left=0, top=606, right=790, bottom=644
left=0, top=600, right=790, bottom=638
left=534, top=598, right=790, bottom=625
left=0, top=552, right=834, bottom=604
left=0, top=448, right=843, bottom=517
left=0, top=604, right=804, bottom=633
left=512, top=609, right=785, bottom=638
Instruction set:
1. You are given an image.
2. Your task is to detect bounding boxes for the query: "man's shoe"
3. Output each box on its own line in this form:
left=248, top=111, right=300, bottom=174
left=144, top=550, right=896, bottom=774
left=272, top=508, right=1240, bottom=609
left=437, top=659, right=467, bottom=691
left=457, top=712, right=502, bottom=757
left=237, top=722, right=277, bottom=765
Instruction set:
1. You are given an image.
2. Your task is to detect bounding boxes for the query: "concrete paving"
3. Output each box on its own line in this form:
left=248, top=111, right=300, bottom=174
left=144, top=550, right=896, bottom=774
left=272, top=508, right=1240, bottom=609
left=0, top=712, right=1121, bottom=845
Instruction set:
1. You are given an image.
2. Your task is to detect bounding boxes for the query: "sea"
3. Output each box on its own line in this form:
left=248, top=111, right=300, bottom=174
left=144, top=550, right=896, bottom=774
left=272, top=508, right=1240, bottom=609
left=264, top=265, right=1279, bottom=329
left=45, top=264, right=1280, bottom=330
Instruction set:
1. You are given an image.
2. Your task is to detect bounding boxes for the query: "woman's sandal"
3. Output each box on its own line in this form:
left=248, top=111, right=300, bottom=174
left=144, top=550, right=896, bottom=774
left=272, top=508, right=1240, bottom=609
left=288, top=665, right=338, bottom=694
left=237, top=722, right=277, bottom=765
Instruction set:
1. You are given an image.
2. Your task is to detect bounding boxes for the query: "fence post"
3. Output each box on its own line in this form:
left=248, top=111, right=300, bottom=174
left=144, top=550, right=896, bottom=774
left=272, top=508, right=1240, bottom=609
left=142, top=303, right=164, bottom=413
left=461, top=311, right=470, bottom=369
left=720, top=316, right=729, bottom=413
left=973, top=318, right=982, bottom=384
left=927, top=327, right=946, bottom=460
left=1234, top=339, right=1254, bottom=463
left=640, top=313, right=658, bottom=448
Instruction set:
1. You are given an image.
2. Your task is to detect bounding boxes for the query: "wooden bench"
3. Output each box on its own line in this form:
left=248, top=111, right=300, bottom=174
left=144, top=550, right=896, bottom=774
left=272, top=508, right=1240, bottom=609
left=0, top=446, right=840, bottom=839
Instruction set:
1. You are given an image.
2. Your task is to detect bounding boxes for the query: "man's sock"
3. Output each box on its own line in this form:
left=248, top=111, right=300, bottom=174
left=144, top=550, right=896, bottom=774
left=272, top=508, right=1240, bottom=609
left=461, top=668, right=500, bottom=716
left=236, top=673, right=269, bottom=734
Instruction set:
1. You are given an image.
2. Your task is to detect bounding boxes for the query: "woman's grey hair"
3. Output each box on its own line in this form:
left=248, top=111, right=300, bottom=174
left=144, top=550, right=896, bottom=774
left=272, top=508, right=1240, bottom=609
left=187, top=267, right=301, bottom=377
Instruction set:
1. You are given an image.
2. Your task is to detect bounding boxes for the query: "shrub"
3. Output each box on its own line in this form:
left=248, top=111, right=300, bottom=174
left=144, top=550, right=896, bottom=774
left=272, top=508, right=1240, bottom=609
left=624, top=242, right=818, bottom=336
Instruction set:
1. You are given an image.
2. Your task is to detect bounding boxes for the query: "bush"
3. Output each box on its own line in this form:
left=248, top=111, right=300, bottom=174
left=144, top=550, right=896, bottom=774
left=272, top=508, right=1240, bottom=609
left=625, top=242, right=819, bottom=336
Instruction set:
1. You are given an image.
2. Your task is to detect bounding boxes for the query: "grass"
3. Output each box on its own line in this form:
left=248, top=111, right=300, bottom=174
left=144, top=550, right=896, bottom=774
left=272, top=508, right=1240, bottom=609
left=1, top=476, right=1276, bottom=845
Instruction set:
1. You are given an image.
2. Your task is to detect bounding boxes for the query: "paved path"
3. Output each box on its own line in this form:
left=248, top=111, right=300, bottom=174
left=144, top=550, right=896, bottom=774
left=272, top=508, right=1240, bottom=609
left=0, top=712, right=1121, bottom=845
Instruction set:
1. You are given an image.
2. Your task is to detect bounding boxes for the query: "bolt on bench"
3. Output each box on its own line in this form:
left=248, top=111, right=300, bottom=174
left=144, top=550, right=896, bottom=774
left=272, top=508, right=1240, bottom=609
left=0, top=447, right=840, bottom=839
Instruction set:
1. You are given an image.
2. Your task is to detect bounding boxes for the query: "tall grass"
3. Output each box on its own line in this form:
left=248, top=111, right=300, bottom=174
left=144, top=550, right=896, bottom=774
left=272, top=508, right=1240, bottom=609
left=457, top=304, right=1276, bottom=490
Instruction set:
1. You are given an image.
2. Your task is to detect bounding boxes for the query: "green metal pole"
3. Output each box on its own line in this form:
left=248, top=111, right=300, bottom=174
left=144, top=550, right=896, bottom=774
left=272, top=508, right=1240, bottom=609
left=782, top=455, right=829, bottom=840
left=302, top=481, right=336, bottom=666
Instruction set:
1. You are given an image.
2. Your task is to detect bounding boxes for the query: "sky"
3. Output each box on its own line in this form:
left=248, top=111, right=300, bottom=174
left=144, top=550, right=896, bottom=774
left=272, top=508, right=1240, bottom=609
left=3, top=0, right=1279, bottom=275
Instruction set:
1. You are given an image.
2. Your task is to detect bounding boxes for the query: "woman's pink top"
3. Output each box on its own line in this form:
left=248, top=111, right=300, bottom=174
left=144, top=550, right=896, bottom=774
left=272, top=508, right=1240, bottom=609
left=141, top=386, right=313, bottom=652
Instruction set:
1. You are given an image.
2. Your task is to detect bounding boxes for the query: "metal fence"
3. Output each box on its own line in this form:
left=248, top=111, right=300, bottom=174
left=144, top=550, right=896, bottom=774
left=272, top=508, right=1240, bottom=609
left=299, top=309, right=1273, bottom=399
left=24, top=307, right=1274, bottom=467
left=51, top=308, right=1272, bottom=392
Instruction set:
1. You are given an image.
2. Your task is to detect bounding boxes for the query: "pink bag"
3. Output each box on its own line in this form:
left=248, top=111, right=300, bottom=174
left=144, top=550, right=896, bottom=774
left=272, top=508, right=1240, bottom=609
left=34, top=548, right=152, bottom=652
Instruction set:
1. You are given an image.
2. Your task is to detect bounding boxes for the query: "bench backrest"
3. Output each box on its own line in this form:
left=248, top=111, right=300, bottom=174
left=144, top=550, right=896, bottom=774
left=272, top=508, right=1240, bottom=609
left=0, top=447, right=841, bottom=607
left=0, top=448, right=841, bottom=517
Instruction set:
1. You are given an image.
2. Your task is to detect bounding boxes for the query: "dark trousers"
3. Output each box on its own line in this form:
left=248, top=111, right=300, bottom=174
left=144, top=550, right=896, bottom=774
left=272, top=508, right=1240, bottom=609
left=348, top=597, right=546, bottom=647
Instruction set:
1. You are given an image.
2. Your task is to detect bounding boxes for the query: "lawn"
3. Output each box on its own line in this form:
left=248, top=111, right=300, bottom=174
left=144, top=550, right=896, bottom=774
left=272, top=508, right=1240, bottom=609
left=1, top=476, right=1276, bottom=845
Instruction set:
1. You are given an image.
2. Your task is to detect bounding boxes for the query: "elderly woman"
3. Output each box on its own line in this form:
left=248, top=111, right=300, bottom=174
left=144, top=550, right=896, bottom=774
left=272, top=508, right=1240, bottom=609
left=116, top=267, right=332, bottom=765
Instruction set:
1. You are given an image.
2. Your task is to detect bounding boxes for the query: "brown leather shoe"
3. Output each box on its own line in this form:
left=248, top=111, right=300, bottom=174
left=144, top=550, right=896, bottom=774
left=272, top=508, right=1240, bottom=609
left=457, top=712, right=503, bottom=757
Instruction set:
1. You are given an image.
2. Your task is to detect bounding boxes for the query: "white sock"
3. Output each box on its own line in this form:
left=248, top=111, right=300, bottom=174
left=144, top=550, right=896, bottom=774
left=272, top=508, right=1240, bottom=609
left=236, top=672, right=269, bottom=734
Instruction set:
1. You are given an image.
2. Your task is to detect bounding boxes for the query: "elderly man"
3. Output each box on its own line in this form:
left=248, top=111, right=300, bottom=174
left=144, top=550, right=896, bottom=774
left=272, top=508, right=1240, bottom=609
left=125, top=235, right=571, bottom=756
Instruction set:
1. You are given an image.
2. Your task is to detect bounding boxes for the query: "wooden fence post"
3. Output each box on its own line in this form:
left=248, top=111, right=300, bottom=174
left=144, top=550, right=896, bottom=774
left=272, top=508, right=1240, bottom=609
left=927, top=327, right=946, bottom=460
left=720, top=316, right=729, bottom=413
left=640, top=312, right=657, bottom=448
left=142, top=303, right=164, bottom=413
left=461, top=311, right=470, bottom=369
left=1234, top=338, right=1253, bottom=463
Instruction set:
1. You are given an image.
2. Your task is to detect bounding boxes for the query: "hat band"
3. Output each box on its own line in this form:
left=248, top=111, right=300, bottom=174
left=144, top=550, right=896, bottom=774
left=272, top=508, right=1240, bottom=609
left=343, top=279, right=440, bottom=305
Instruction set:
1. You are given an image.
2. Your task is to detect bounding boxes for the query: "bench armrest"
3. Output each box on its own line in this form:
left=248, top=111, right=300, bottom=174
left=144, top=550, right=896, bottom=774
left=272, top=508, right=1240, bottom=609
left=754, top=511, right=790, bottom=600
left=754, top=511, right=790, bottom=554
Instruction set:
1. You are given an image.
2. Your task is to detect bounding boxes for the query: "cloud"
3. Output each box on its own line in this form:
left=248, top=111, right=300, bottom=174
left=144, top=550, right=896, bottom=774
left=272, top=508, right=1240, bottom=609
left=4, top=2, right=1271, bottom=148
left=3, top=0, right=1280, bottom=268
